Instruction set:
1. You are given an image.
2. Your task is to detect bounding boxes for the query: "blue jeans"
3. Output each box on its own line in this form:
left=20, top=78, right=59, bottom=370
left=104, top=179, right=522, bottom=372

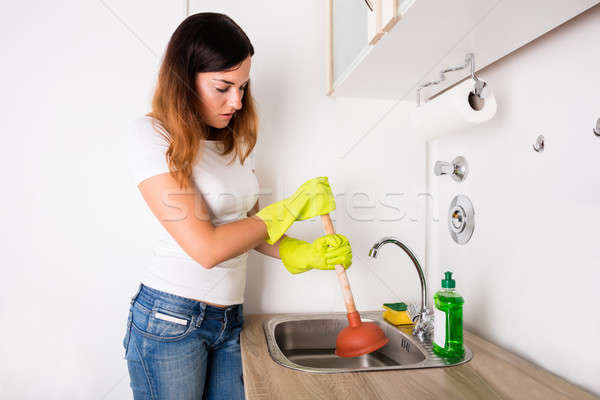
left=122, top=283, right=245, bottom=399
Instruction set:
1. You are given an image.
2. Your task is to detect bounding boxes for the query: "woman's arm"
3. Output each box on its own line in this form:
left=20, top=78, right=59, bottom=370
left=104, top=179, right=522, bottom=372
left=137, top=171, right=268, bottom=269
left=247, top=198, right=283, bottom=259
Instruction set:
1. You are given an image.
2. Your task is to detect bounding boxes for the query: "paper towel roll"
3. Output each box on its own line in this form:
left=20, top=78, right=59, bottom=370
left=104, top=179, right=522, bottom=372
left=411, top=78, right=497, bottom=140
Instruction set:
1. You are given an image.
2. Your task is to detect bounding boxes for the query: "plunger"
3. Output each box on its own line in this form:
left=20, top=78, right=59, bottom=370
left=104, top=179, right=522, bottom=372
left=321, top=214, right=389, bottom=357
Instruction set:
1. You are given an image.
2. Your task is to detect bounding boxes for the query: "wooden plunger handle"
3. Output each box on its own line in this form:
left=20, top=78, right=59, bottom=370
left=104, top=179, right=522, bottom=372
left=321, top=214, right=357, bottom=314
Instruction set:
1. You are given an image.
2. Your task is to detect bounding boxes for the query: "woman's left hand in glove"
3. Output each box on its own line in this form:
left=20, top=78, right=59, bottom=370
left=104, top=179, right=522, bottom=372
left=279, top=233, right=352, bottom=275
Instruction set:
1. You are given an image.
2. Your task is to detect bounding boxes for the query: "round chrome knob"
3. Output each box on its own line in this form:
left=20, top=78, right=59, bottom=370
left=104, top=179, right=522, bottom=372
left=449, top=206, right=466, bottom=233
left=448, top=195, right=475, bottom=244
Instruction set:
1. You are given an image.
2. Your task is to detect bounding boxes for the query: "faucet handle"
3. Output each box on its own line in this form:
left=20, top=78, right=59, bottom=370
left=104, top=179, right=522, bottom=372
left=433, top=161, right=452, bottom=176
left=434, top=156, right=468, bottom=182
left=412, top=307, right=434, bottom=342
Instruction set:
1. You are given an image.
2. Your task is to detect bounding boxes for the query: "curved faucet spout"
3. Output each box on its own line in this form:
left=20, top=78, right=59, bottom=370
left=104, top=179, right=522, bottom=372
left=368, top=236, right=433, bottom=342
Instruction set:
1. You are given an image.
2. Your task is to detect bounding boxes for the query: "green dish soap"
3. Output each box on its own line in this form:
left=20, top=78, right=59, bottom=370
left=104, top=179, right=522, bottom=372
left=432, top=271, right=464, bottom=359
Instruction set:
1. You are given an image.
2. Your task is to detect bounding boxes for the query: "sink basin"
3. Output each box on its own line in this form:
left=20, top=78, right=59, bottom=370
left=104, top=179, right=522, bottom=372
left=264, top=311, right=472, bottom=373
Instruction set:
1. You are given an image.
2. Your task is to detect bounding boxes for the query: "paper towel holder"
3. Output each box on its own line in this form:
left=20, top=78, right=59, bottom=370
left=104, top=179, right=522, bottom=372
left=416, top=53, right=489, bottom=107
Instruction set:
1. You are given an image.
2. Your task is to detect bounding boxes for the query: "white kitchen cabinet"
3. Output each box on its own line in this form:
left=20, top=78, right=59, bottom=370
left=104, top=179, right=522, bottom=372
left=327, top=0, right=368, bottom=95
left=367, top=0, right=402, bottom=42
left=327, top=0, right=404, bottom=95
left=328, top=0, right=600, bottom=100
left=382, top=0, right=401, bottom=32
left=367, top=0, right=383, bottom=45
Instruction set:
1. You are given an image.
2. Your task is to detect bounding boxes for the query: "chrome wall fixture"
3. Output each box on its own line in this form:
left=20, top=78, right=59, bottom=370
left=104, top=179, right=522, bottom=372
left=434, top=156, right=469, bottom=182
left=416, top=53, right=490, bottom=107
left=533, top=134, right=545, bottom=152
left=594, top=118, right=600, bottom=136
left=448, top=194, right=475, bottom=245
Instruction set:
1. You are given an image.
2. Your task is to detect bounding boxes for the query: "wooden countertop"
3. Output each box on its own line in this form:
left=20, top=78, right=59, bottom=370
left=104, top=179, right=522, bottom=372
left=240, top=314, right=597, bottom=400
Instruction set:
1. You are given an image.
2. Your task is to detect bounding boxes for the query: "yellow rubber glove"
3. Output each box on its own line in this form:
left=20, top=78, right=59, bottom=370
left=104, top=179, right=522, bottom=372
left=256, top=177, right=336, bottom=245
left=279, top=234, right=352, bottom=275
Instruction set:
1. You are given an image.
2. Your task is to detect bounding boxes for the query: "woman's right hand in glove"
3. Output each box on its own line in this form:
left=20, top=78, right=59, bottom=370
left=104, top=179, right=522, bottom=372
left=279, top=233, right=352, bottom=275
left=254, top=176, right=336, bottom=244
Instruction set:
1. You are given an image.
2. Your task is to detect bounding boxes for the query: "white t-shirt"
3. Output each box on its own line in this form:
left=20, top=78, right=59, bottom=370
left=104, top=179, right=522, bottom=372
left=127, top=116, right=259, bottom=305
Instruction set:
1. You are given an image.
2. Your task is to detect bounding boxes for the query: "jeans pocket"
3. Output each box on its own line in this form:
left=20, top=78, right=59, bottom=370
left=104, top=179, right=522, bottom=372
left=130, top=300, right=195, bottom=341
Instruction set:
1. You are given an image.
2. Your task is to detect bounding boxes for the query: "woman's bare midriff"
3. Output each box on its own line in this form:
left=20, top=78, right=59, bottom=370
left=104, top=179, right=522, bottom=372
left=193, top=298, right=228, bottom=308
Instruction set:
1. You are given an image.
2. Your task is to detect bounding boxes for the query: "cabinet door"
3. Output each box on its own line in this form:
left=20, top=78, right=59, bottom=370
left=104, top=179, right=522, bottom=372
left=328, top=0, right=369, bottom=93
left=367, top=0, right=384, bottom=44
left=382, top=0, right=400, bottom=32
left=368, top=0, right=400, bottom=42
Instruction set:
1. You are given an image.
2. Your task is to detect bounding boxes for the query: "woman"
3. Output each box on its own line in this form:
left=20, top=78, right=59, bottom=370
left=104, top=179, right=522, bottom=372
left=122, top=12, right=353, bottom=400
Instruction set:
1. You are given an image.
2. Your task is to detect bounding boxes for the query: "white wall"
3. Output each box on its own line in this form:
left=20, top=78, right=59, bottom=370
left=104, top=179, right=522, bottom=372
left=0, top=1, right=184, bottom=399
left=423, top=6, right=600, bottom=396
left=1, top=0, right=427, bottom=398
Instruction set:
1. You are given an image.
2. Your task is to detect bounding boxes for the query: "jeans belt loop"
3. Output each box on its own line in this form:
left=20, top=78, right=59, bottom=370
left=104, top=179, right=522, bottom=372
left=195, top=302, right=207, bottom=328
left=227, top=305, right=237, bottom=323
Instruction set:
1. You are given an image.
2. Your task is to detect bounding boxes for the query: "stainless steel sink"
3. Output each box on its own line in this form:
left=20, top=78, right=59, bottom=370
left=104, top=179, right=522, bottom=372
left=264, top=311, right=472, bottom=373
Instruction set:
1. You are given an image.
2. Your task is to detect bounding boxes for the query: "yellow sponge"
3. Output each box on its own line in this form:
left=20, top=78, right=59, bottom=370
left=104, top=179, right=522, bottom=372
left=383, top=302, right=414, bottom=326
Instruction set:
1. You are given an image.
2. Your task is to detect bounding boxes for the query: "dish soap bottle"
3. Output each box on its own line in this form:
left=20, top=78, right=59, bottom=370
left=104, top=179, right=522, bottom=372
left=432, top=271, right=464, bottom=359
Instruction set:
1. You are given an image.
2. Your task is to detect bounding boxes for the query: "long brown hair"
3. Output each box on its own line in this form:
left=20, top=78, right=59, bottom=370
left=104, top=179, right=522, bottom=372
left=148, top=12, right=257, bottom=190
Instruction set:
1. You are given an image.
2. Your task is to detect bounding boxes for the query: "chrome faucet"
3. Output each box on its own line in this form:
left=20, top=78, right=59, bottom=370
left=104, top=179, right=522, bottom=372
left=368, top=236, right=434, bottom=342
